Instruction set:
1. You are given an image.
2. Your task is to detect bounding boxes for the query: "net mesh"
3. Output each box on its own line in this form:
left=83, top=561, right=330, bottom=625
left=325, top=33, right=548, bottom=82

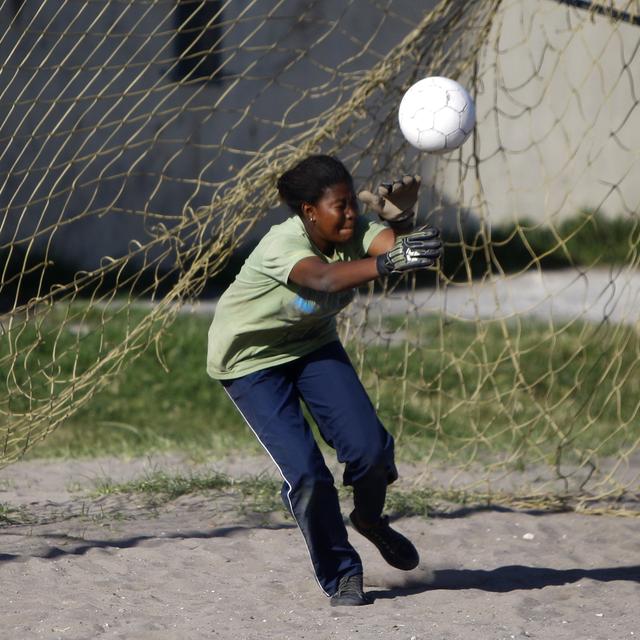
left=1, top=0, right=639, bottom=511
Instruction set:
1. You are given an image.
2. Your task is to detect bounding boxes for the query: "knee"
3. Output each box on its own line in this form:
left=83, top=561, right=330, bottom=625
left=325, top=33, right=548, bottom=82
left=286, top=465, right=336, bottom=516
left=358, top=451, right=388, bottom=479
left=361, top=433, right=395, bottom=470
left=286, top=457, right=334, bottom=494
left=346, top=439, right=397, bottom=485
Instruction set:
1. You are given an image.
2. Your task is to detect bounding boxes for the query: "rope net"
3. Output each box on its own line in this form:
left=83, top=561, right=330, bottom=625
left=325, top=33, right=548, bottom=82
left=1, top=0, right=639, bottom=510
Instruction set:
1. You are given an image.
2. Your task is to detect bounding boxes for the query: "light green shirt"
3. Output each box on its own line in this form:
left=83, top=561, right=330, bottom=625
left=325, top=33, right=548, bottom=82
left=207, top=215, right=386, bottom=379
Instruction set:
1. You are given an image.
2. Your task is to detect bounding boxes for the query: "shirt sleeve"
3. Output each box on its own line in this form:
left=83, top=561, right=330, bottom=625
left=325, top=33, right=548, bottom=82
left=261, top=233, right=319, bottom=284
left=352, top=216, right=388, bottom=258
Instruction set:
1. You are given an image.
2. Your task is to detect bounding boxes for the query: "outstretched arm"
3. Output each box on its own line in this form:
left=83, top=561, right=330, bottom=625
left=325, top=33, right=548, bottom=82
left=289, top=229, right=442, bottom=293
left=366, top=227, right=396, bottom=256
left=289, top=255, right=380, bottom=293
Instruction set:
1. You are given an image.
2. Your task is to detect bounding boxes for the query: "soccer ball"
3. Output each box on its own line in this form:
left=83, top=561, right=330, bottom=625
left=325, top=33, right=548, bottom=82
left=398, top=76, right=476, bottom=154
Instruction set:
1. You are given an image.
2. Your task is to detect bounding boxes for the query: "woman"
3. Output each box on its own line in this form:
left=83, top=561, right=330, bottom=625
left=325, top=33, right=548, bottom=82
left=207, top=155, right=442, bottom=606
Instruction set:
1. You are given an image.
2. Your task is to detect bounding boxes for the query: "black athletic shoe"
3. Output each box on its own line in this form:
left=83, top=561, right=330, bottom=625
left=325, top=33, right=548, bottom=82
left=330, top=573, right=373, bottom=607
left=350, top=510, right=420, bottom=571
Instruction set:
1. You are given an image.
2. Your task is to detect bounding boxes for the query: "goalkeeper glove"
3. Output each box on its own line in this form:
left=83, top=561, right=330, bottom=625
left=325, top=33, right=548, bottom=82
left=376, top=228, right=442, bottom=276
left=358, top=175, right=421, bottom=234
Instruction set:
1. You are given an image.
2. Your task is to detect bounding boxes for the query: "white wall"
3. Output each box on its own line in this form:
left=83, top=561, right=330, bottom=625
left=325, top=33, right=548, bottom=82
left=427, top=0, right=640, bottom=229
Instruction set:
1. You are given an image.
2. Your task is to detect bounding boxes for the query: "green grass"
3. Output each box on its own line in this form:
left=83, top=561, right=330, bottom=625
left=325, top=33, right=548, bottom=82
left=435, top=211, right=639, bottom=282
left=2, top=292, right=639, bottom=466
left=366, top=315, right=640, bottom=461
left=0, top=502, right=30, bottom=525
left=80, top=470, right=574, bottom=519
left=3, top=304, right=258, bottom=459
left=91, top=469, right=233, bottom=500
left=85, top=469, right=440, bottom=517
left=494, top=210, right=639, bottom=269
left=85, top=470, right=446, bottom=516
left=90, top=470, right=284, bottom=513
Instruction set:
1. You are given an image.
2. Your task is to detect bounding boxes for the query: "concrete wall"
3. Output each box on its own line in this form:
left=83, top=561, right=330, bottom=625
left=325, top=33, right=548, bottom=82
left=427, top=0, right=640, bottom=229
left=0, top=0, right=426, bottom=276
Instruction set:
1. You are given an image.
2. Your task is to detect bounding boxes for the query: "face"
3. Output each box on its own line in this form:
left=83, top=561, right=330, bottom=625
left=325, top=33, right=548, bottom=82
left=303, top=182, right=359, bottom=250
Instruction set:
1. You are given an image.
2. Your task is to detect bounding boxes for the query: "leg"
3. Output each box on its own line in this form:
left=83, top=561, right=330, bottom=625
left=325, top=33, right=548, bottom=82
left=291, top=341, right=397, bottom=525
left=221, top=365, right=362, bottom=596
left=293, top=342, right=419, bottom=571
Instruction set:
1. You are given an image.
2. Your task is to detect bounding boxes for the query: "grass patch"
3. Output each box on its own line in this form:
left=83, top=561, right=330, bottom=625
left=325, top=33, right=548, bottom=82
left=363, top=314, right=640, bottom=462
left=91, top=470, right=284, bottom=513
left=2, top=304, right=258, bottom=459
left=86, top=471, right=458, bottom=518
left=0, top=502, right=31, bottom=525
left=2, top=285, right=639, bottom=467
left=415, top=210, right=640, bottom=285
left=82, top=470, right=461, bottom=519
left=91, top=469, right=233, bottom=500
left=384, top=486, right=585, bottom=517
left=74, top=470, right=581, bottom=521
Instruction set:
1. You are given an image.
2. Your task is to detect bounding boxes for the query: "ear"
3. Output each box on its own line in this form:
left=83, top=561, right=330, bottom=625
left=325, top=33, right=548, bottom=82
left=301, top=201, right=316, bottom=222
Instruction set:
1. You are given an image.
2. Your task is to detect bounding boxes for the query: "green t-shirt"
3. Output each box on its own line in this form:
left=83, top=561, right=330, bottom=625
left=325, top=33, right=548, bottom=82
left=207, top=215, right=386, bottom=379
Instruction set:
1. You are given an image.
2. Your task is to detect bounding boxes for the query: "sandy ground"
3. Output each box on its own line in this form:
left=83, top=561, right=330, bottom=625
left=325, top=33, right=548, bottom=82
left=1, top=453, right=639, bottom=640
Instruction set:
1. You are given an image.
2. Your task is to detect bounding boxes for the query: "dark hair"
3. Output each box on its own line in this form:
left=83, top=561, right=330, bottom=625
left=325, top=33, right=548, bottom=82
left=276, top=155, right=353, bottom=215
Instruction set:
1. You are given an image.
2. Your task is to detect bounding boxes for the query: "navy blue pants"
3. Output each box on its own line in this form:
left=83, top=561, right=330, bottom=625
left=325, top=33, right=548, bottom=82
left=221, top=341, right=397, bottom=596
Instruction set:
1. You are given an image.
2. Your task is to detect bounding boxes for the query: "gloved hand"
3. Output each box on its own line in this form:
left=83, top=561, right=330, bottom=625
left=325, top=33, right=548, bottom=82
left=358, top=175, right=421, bottom=234
left=376, top=227, right=442, bottom=276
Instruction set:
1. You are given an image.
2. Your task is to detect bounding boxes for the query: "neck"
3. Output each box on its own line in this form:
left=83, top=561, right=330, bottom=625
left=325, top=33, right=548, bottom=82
left=301, top=218, right=333, bottom=255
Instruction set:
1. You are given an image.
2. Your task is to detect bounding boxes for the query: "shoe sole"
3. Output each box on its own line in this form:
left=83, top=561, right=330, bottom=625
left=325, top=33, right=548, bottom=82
left=330, top=595, right=373, bottom=606
left=350, top=513, right=420, bottom=571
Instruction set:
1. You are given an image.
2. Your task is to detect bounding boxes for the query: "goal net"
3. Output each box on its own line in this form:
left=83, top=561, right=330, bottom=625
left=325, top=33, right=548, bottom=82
left=1, top=0, right=639, bottom=510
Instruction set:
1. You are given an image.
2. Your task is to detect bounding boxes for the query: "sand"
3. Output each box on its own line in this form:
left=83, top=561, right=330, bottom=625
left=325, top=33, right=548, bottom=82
left=1, top=453, right=639, bottom=640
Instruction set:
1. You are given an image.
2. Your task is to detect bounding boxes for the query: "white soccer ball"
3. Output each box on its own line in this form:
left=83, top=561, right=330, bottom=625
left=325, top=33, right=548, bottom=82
left=398, top=76, right=476, bottom=154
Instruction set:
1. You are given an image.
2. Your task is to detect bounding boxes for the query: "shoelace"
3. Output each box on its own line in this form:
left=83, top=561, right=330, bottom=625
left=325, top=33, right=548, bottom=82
left=338, top=575, right=363, bottom=596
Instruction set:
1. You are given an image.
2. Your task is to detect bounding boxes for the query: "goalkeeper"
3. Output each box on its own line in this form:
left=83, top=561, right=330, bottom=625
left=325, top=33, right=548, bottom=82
left=207, top=155, right=441, bottom=606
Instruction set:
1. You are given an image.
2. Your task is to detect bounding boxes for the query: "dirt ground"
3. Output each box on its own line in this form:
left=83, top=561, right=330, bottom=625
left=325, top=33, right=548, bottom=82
left=1, top=453, right=639, bottom=640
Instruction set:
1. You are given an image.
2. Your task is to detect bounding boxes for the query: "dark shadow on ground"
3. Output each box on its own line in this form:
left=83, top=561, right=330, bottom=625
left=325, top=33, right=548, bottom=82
left=388, top=501, right=640, bottom=520
left=0, top=522, right=297, bottom=563
left=369, top=564, right=640, bottom=599
left=388, top=505, right=566, bottom=520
